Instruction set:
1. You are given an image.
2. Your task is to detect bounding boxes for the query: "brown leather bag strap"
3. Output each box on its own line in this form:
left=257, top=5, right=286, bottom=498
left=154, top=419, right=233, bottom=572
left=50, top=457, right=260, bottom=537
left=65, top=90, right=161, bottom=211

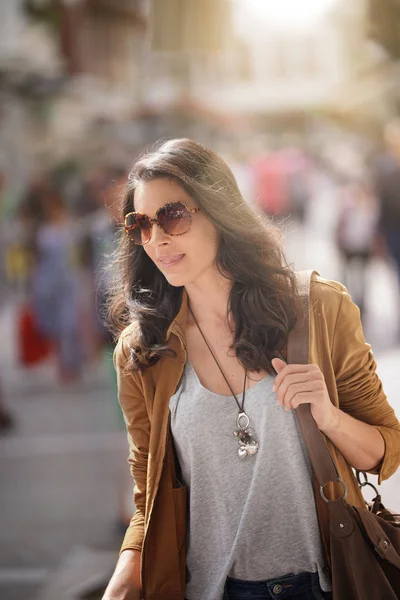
left=287, top=270, right=343, bottom=490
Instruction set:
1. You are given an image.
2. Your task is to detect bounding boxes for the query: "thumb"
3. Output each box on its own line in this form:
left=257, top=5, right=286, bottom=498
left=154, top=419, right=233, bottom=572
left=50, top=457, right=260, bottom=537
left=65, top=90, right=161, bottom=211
left=271, top=357, right=287, bottom=373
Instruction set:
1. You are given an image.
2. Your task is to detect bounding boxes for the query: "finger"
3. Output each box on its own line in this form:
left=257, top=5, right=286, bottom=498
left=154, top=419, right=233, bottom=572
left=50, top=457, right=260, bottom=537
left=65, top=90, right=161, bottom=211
left=271, top=357, right=287, bottom=374
left=282, top=381, right=320, bottom=411
left=275, top=372, right=313, bottom=405
left=289, top=392, right=317, bottom=411
left=272, top=363, right=311, bottom=392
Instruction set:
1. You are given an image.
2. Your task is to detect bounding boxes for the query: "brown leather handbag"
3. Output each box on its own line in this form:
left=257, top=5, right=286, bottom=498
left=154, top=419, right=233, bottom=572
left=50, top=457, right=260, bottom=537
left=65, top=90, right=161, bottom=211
left=288, top=270, right=400, bottom=600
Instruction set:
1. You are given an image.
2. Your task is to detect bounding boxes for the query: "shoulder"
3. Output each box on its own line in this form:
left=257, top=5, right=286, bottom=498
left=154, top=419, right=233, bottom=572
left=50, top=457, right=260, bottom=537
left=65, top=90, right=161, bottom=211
left=308, top=272, right=353, bottom=328
left=310, top=273, right=348, bottom=305
left=113, top=321, right=140, bottom=369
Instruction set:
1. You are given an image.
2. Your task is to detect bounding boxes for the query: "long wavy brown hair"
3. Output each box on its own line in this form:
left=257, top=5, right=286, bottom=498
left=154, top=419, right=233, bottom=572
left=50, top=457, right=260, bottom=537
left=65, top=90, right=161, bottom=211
left=107, top=138, right=303, bottom=375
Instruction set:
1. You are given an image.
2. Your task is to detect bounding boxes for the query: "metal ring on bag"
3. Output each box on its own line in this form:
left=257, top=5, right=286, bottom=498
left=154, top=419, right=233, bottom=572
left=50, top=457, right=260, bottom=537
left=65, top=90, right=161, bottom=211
left=356, top=470, right=368, bottom=487
left=356, top=470, right=379, bottom=497
left=361, top=481, right=380, bottom=497
left=320, top=478, right=348, bottom=503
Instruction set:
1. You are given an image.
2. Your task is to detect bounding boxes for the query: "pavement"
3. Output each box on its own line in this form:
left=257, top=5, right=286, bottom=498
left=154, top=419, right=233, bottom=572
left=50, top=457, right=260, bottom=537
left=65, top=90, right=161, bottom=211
left=0, top=302, right=127, bottom=600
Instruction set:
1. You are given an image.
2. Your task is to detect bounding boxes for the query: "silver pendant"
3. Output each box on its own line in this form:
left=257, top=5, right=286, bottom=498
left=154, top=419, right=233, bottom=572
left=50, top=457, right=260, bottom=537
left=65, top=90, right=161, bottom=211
left=233, top=411, right=259, bottom=459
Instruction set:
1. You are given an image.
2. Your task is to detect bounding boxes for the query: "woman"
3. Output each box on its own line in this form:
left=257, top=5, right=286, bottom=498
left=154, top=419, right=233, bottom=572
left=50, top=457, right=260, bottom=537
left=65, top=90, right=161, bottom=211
left=103, top=139, right=400, bottom=600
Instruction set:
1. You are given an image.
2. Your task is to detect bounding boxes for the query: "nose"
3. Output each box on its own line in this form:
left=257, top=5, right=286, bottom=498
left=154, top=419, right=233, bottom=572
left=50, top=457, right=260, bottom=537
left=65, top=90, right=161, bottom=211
left=148, top=222, right=170, bottom=247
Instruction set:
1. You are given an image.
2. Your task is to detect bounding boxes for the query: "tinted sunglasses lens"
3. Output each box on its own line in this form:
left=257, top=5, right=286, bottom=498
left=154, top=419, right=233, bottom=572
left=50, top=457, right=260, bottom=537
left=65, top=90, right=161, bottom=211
left=158, top=202, right=191, bottom=235
left=125, top=214, right=151, bottom=245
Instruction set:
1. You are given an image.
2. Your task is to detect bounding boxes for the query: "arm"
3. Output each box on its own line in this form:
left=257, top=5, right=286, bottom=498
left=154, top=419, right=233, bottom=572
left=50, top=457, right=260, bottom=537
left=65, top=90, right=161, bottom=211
left=102, top=550, right=141, bottom=600
left=103, top=332, right=150, bottom=598
left=320, top=405, right=385, bottom=472
left=266, top=280, right=399, bottom=480
left=328, top=287, right=400, bottom=483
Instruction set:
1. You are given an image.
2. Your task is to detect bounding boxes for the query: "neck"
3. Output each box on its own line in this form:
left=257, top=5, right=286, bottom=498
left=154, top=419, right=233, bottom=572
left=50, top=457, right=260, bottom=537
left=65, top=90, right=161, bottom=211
left=185, top=268, right=232, bottom=327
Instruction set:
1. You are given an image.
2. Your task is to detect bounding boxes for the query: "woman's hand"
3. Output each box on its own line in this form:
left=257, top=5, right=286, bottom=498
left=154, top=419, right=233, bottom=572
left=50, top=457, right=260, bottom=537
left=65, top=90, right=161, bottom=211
left=102, top=549, right=142, bottom=600
left=271, top=358, right=339, bottom=433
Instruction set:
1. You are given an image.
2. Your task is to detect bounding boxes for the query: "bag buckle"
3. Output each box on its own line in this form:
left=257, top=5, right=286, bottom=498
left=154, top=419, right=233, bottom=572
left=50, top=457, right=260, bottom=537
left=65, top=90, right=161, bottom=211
left=320, top=477, right=347, bottom=503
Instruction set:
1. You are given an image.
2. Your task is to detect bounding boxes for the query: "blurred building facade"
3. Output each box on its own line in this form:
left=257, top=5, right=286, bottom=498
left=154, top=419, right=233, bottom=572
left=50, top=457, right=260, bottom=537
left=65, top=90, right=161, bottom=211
left=329, top=0, right=400, bottom=132
left=0, top=0, right=64, bottom=213
left=1, top=0, right=400, bottom=217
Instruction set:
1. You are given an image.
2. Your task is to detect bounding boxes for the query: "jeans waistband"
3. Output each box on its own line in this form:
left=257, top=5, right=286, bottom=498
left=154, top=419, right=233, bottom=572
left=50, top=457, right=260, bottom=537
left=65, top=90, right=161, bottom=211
left=224, top=570, right=326, bottom=599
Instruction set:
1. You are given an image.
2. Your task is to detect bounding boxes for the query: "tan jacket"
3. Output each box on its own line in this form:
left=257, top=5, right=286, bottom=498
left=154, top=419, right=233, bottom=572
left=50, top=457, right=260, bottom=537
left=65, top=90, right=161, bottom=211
left=114, top=273, right=400, bottom=600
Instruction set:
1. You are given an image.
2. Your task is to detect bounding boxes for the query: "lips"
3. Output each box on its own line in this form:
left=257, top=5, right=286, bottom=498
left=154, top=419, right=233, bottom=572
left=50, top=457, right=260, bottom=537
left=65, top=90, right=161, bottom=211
left=158, top=254, right=185, bottom=267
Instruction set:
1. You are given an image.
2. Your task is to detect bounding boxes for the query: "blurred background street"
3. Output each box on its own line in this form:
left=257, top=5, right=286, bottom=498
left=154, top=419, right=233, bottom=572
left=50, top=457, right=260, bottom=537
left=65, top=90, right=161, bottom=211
left=1, top=1, right=400, bottom=599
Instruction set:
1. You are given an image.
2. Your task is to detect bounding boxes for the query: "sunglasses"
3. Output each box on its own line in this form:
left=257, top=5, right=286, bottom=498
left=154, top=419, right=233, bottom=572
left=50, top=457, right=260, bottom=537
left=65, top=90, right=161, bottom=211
left=124, top=201, right=200, bottom=246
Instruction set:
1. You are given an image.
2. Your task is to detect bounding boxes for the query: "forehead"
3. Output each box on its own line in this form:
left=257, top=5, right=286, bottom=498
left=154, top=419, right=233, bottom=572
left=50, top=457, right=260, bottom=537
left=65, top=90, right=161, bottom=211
left=134, top=178, right=194, bottom=215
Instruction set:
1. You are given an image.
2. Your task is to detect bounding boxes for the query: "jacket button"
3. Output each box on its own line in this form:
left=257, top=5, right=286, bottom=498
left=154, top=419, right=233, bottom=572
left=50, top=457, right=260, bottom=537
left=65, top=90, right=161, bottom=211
left=273, top=584, right=283, bottom=594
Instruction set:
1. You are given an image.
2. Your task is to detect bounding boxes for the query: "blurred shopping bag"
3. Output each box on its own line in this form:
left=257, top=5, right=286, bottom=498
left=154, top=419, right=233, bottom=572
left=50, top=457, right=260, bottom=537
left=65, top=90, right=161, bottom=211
left=18, top=304, right=53, bottom=366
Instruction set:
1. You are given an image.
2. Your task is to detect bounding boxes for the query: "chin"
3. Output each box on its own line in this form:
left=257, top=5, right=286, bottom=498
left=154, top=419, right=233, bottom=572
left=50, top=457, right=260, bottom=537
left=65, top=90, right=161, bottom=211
left=163, top=272, right=190, bottom=288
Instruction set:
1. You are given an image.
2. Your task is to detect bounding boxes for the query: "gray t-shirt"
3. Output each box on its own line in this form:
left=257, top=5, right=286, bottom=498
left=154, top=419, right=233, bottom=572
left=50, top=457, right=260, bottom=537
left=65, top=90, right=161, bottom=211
left=169, top=361, right=332, bottom=600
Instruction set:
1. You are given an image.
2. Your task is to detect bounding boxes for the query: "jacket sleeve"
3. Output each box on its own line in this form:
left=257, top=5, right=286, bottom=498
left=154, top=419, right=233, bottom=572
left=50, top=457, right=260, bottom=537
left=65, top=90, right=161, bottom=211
left=114, top=332, right=149, bottom=553
left=331, top=284, right=400, bottom=484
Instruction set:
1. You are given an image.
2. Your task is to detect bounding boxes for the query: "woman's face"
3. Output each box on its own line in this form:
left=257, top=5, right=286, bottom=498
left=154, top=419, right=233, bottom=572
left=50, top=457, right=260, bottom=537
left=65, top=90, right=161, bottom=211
left=133, top=178, right=219, bottom=288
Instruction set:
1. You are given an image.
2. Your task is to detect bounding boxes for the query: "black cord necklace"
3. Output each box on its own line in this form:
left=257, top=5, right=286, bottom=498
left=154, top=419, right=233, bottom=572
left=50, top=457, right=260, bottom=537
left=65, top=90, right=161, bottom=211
left=189, top=306, right=259, bottom=459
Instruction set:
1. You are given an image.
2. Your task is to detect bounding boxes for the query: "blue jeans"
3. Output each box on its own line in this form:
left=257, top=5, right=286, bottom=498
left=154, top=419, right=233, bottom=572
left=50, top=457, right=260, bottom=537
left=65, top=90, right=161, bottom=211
left=222, top=571, right=333, bottom=600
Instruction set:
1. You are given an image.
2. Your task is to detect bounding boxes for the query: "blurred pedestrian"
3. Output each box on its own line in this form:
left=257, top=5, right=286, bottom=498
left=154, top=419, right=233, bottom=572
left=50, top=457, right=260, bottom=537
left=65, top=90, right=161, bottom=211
left=103, top=139, right=400, bottom=600
left=92, top=165, right=126, bottom=346
left=31, top=180, right=83, bottom=384
left=336, top=182, right=379, bottom=318
left=251, top=150, right=291, bottom=218
left=92, top=165, right=132, bottom=529
left=374, top=120, right=400, bottom=283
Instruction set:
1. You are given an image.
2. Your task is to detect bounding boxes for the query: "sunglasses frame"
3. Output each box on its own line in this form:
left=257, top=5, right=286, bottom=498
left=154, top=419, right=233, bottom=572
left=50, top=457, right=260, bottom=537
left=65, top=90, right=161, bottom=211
left=124, top=201, right=201, bottom=245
